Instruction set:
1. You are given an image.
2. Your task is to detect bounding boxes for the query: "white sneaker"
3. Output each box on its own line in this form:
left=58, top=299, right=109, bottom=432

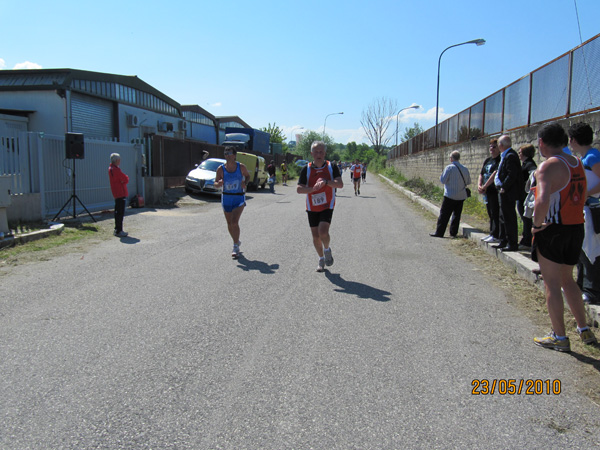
left=481, top=235, right=493, bottom=242
left=487, top=237, right=501, bottom=244
left=316, top=258, right=325, bottom=272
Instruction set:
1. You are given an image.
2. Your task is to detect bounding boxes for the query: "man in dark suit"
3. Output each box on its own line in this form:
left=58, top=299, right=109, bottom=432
left=493, top=135, right=522, bottom=252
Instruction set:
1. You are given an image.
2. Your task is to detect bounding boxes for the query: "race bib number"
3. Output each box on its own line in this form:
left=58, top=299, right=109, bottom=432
left=311, top=192, right=327, bottom=206
left=225, top=180, right=239, bottom=191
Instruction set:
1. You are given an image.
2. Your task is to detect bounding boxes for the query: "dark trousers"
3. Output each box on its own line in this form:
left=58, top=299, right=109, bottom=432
left=577, top=251, right=600, bottom=303
left=498, top=193, right=518, bottom=247
left=486, top=191, right=500, bottom=238
left=114, top=197, right=126, bottom=233
left=435, top=196, right=464, bottom=237
left=516, top=199, right=532, bottom=246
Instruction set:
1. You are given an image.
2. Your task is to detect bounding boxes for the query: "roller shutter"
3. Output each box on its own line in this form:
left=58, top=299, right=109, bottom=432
left=71, top=93, right=114, bottom=139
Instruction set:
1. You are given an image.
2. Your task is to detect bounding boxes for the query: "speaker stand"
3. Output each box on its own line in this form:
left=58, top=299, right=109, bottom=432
left=53, top=158, right=96, bottom=222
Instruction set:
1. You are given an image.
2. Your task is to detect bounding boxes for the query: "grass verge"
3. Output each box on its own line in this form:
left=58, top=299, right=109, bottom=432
left=0, top=224, right=104, bottom=267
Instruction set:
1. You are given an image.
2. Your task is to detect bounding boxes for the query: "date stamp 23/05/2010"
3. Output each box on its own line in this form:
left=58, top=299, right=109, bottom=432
left=471, top=379, right=561, bottom=396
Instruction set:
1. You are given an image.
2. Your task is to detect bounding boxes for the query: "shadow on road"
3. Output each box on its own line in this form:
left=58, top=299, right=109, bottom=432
left=235, top=254, right=279, bottom=274
left=569, top=349, right=600, bottom=373
left=119, top=236, right=140, bottom=244
left=325, top=272, right=391, bottom=302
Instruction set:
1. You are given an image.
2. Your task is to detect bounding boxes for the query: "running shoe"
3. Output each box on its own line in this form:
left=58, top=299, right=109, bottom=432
left=316, top=258, right=325, bottom=272
left=324, top=248, right=334, bottom=266
left=533, top=331, right=571, bottom=352
left=358, top=189, right=360, bottom=195
left=579, top=328, right=598, bottom=344
left=114, top=230, right=128, bottom=237
left=232, top=242, right=240, bottom=258
left=481, top=234, right=493, bottom=241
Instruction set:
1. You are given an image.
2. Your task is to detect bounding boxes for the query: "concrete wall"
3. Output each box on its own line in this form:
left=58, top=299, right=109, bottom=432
left=388, top=112, right=600, bottom=195
left=7, top=193, right=43, bottom=223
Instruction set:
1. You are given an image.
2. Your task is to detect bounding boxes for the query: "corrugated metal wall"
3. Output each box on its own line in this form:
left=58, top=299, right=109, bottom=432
left=71, top=93, right=114, bottom=140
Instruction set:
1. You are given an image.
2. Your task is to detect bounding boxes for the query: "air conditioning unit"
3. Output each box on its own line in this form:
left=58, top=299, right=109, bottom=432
left=127, top=114, right=139, bottom=128
left=179, top=120, right=188, bottom=131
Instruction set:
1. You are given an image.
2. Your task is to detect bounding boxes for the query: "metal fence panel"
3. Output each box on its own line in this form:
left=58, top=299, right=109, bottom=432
left=458, top=110, right=470, bottom=142
left=504, top=75, right=530, bottom=129
left=470, top=101, right=484, bottom=139
left=531, top=55, right=569, bottom=123
left=448, top=115, right=458, bottom=145
left=38, top=134, right=140, bottom=218
left=571, top=37, right=600, bottom=112
left=484, top=91, right=503, bottom=135
left=438, top=120, right=449, bottom=147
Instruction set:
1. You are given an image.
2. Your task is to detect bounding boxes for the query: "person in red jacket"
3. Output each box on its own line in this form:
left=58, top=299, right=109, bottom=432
left=109, top=153, right=129, bottom=237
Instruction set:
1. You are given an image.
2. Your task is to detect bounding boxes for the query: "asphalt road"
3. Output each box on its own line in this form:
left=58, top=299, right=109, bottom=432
left=1, top=176, right=599, bottom=449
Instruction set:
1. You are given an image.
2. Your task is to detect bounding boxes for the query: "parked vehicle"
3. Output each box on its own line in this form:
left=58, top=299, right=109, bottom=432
left=185, top=158, right=226, bottom=195
left=236, top=152, right=268, bottom=190
left=224, top=127, right=270, bottom=153
left=295, top=159, right=309, bottom=168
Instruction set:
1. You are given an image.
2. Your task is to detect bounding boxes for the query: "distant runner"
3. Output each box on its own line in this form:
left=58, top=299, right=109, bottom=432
left=350, top=160, right=362, bottom=195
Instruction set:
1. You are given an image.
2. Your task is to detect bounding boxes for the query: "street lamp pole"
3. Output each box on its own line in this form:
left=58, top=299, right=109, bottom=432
left=323, top=112, right=344, bottom=139
left=435, top=38, right=486, bottom=148
left=394, top=105, right=421, bottom=149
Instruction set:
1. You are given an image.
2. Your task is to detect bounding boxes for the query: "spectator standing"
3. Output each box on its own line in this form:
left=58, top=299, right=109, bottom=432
left=569, top=122, right=600, bottom=305
left=430, top=151, right=471, bottom=238
left=280, top=161, right=288, bottom=186
left=532, top=122, right=597, bottom=351
left=493, top=135, right=522, bottom=252
left=479, top=139, right=501, bottom=243
left=108, top=153, right=129, bottom=237
left=267, top=160, right=276, bottom=193
left=517, top=144, right=538, bottom=247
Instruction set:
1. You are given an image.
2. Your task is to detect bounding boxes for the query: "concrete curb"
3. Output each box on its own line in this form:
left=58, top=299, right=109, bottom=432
left=0, top=222, right=64, bottom=250
left=380, top=174, right=600, bottom=327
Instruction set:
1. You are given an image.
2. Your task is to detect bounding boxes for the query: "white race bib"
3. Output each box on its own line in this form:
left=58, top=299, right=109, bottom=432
left=225, top=180, right=240, bottom=191
left=311, top=192, right=327, bottom=206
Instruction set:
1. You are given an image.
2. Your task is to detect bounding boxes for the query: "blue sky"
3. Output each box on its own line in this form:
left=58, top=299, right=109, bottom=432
left=1, top=0, right=599, bottom=144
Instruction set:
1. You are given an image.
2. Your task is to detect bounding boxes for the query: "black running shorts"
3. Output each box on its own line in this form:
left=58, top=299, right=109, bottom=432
left=532, top=223, right=584, bottom=265
left=307, top=209, right=334, bottom=228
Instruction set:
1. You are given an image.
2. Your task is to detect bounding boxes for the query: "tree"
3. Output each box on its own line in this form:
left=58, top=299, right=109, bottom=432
left=295, top=130, right=336, bottom=160
left=402, top=122, right=425, bottom=142
left=360, top=97, right=398, bottom=155
left=260, top=123, right=285, bottom=143
left=260, top=122, right=288, bottom=153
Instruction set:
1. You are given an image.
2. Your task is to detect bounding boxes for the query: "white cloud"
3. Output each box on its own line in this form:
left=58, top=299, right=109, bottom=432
left=414, top=106, right=452, bottom=122
left=328, top=127, right=369, bottom=145
left=0, top=59, right=6, bottom=69
left=210, top=102, right=222, bottom=107
left=13, top=61, right=42, bottom=70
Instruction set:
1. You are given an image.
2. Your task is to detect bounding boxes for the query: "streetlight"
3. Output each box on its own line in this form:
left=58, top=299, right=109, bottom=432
left=394, top=104, right=421, bottom=149
left=435, top=38, right=486, bottom=148
left=323, top=112, right=343, bottom=139
left=289, top=126, right=304, bottom=145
